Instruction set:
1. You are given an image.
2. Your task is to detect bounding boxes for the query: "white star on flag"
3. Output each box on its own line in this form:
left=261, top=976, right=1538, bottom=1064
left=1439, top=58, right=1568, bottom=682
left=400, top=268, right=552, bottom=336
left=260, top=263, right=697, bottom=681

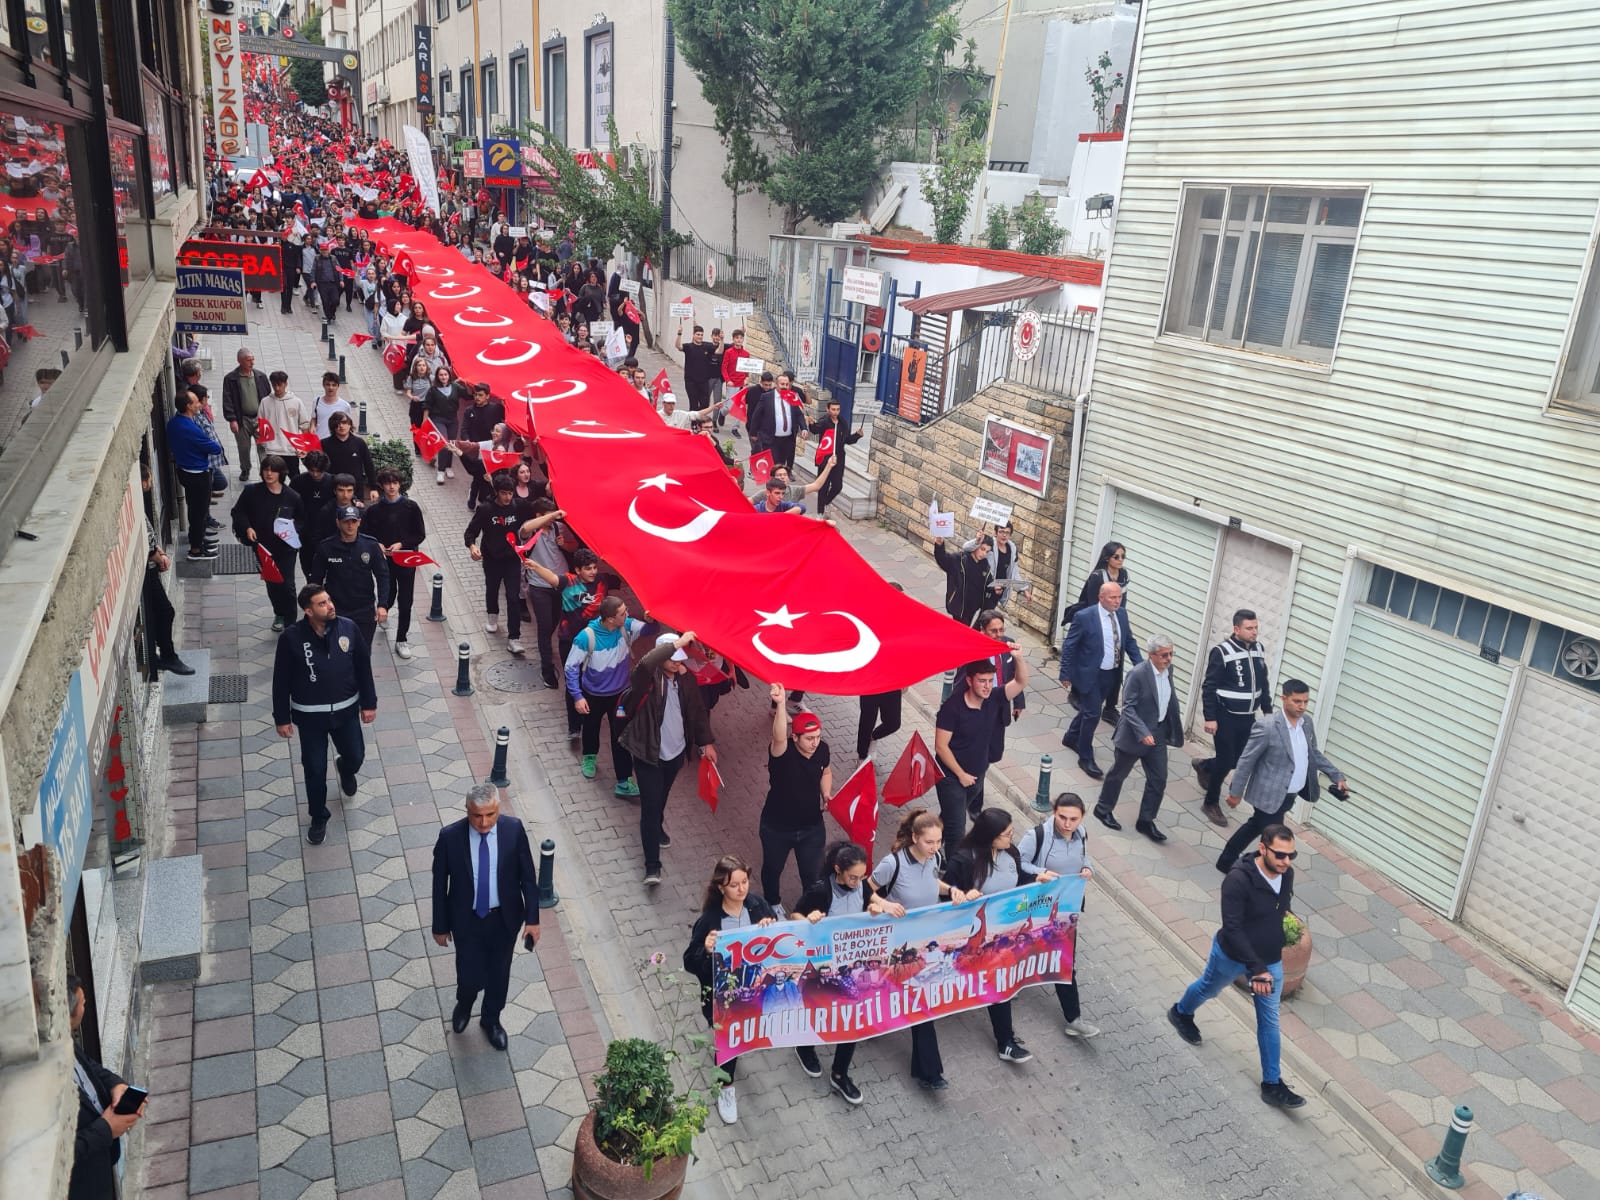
left=755, top=605, right=807, bottom=629
left=638, top=474, right=677, bottom=491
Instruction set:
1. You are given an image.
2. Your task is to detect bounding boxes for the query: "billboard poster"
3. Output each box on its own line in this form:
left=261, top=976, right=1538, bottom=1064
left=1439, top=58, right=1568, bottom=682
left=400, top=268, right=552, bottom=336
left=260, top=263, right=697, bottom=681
left=979, top=414, right=1054, bottom=498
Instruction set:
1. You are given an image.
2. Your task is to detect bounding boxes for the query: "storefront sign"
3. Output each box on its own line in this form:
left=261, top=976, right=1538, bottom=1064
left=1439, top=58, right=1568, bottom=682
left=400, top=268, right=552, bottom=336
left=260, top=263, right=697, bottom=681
left=979, top=414, right=1054, bottom=498
left=39, top=672, right=90, bottom=915
left=413, top=24, right=435, bottom=112
left=483, top=137, right=521, bottom=187
left=712, top=876, right=1084, bottom=1064
left=841, top=266, right=884, bottom=307
left=205, top=10, right=246, bottom=157
left=177, top=238, right=283, bottom=292
left=587, top=28, right=613, bottom=144
left=898, top=345, right=928, bottom=420
left=463, top=149, right=484, bottom=179
left=175, top=266, right=249, bottom=334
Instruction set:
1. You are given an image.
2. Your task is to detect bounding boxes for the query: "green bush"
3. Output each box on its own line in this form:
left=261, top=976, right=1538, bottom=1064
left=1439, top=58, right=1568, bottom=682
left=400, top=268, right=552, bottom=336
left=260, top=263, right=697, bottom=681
left=984, top=205, right=1011, bottom=250
left=1283, top=912, right=1305, bottom=946
left=1015, top=193, right=1064, bottom=257
left=591, top=1038, right=707, bottom=1180
left=367, top=435, right=414, bottom=492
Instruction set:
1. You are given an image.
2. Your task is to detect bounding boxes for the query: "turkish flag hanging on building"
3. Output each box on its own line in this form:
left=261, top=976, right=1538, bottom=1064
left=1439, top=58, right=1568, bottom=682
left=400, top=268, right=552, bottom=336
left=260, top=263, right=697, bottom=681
left=882, top=731, right=944, bottom=807
left=827, top=760, right=880, bottom=859
left=347, top=218, right=1002, bottom=692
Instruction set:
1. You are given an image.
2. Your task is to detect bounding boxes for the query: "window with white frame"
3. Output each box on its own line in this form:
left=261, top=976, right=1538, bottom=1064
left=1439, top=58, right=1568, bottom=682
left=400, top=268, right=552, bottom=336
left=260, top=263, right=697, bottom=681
left=1163, top=184, right=1366, bottom=364
left=1554, top=229, right=1600, bottom=412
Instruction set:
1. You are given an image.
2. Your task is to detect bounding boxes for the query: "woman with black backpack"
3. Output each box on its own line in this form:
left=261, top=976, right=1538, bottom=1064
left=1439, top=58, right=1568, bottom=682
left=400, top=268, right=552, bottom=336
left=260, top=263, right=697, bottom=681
left=684, top=854, right=778, bottom=1127
left=943, top=808, right=1062, bottom=1066
left=869, top=810, right=979, bottom=1090
left=789, top=842, right=891, bottom=1105
left=1015, top=792, right=1100, bottom=1039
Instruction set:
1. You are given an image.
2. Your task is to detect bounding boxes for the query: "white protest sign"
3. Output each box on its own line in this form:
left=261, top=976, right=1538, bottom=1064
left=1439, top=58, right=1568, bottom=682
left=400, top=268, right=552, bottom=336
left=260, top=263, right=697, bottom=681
left=670, top=300, right=695, bottom=318
left=733, top=301, right=755, bottom=316
left=735, top=355, right=763, bottom=375
left=928, top=499, right=956, bottom=539
left=970, top=496, right=1014, bottom=526
left=621, top=279, right=641, bottom=296
left=713, top=305, right=731, bottom=320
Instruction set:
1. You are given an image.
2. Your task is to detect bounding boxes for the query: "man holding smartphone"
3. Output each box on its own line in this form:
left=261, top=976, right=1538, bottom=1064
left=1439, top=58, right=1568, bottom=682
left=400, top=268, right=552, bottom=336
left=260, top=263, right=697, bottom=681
left=69, top=973, right=146, bottom=1197
left=1166, top=825, right=1309, bottom=1110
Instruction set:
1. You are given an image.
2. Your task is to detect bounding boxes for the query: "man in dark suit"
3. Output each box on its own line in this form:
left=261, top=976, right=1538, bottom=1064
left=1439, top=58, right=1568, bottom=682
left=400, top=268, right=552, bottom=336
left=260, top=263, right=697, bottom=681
left=1057, top=581, right=1142, bottom=779
left=68, top=973, right=144, bottom=1199
left=747, top=372, right=800, bottom=466
left=431, top=784, right=541, bottom=1050
left=1095, top=636, right=1185, bottom=842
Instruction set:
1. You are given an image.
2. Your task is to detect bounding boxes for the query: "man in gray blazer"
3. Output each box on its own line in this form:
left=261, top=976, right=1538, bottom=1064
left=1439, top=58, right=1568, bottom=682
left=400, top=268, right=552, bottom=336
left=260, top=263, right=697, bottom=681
left=1218, top=678, right=1349, bottom=872
left=1095, top=636, right=1185, bottom=842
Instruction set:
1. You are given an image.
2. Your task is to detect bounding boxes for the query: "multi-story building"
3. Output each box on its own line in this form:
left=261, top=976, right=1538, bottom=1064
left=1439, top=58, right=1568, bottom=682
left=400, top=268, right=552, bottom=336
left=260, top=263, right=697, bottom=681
left=0, top=0, right=208, bottom=1190
left=1065, top=0, right=1600, bottom=1023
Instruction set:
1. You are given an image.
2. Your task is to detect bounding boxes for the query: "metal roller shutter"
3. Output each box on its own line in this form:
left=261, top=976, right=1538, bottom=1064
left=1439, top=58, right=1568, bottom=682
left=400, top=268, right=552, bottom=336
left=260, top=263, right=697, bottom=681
left=1461, top=675, right=1600, bottom=984
left=1571, top=930, right=1600, bottom=1027
left=1318, top=610, right=1512, bottom=913
left=1110, top=492, right=1218, bottom=699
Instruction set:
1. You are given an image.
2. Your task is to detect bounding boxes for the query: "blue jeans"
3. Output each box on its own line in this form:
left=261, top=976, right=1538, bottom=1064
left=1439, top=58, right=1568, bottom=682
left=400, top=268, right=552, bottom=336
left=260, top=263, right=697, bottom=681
left=1176, top=935, right=1283, bottom=1083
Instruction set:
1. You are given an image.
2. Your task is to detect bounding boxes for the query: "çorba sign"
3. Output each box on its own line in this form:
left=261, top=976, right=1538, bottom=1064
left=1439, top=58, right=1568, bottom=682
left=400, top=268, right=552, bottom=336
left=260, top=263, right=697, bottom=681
left=178, top=238, right=284, bottom=292
left=206, top=13, right=245, bottom=157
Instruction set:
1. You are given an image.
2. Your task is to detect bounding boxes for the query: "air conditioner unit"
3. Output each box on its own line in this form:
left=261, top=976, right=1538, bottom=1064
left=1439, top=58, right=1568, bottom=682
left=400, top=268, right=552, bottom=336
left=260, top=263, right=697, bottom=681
left=441, top=93, right=460, bottom=114
left=489, top=112, right=508, bottom=131
left=438, top=115, right=459, bottom=134
left=375, top=84, right=390, bottom=103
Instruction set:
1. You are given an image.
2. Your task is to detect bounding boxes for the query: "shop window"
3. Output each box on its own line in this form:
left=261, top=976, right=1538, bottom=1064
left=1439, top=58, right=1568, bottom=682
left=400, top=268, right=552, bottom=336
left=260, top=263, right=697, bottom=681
left=1365, top=566, right=1529, bottom=659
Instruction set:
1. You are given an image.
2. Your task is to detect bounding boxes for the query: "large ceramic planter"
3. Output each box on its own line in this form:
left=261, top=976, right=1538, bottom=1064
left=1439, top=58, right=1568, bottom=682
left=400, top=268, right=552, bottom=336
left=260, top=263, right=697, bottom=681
left=571, top=1111, right=688, bottom=1200
left=1280, top=924, right=1312, bottom=998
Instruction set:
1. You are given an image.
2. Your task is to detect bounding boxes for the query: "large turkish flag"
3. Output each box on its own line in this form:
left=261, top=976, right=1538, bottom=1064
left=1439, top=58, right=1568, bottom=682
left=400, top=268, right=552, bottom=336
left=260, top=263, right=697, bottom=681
left=349, top=220, right=1001, bottom=691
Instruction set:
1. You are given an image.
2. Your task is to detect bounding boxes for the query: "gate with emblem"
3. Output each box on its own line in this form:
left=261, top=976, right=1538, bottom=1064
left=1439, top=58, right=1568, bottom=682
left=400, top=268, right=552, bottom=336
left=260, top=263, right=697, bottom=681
left=820, top=273, right=861, bottom=424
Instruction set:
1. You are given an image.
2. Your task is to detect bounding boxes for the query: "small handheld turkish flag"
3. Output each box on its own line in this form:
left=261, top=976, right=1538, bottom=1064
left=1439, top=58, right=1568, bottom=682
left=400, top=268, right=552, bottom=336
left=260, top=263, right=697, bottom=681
left=348, top=333, right=374, bottom=347
left=394, top=250, right=416, bottom=279
left=748, top=449, right=774, bottom=484
left=256, top=543, right=284, bottom=584
left=389, top=550, right=435, bottom=568
left=650, top=369, right=671, bottom=405
left=826, top=760, right=880, bottom=859
left=622, top=298, right=642, bottom=325
left=412, top=419, right=447, bottom=461
left=256, top=416, right=275, bottom=444
left=697, top=755, right=724, bottom=812
left=382, top=341, right=407, bottom=373
left=779, top=388, right=803, bottom=408
left=728, top=388, right=750, bottom=423
left=282, top=428, right=322, bottom=454
left=883, top=731, right=944, bottom=806
left=814, top=426, right=836, bottom=466
left=481, top=448, right=521, bottom=472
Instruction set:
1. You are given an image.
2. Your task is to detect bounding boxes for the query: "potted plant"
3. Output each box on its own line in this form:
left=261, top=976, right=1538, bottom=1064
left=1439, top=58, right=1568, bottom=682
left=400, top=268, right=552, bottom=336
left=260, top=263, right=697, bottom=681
left=572, top=956, right=713, bottom=1200
left=1280, top=912, right=1312, bottom=997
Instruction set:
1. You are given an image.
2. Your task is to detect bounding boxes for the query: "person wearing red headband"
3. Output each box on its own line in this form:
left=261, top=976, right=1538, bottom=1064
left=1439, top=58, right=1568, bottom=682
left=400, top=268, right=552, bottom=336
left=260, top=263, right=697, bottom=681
left=759, top=686, right=833, bottom=913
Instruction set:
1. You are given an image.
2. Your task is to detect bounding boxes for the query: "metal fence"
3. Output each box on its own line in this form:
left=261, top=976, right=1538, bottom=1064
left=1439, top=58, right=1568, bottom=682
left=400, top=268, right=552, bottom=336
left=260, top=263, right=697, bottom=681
left=913, top=300, right=1096, bottom=424
left=669, top=237, right=770, bottom=303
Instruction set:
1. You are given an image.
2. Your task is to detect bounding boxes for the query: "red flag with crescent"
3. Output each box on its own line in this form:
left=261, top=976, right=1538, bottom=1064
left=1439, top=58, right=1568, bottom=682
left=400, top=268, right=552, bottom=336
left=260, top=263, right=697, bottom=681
left=728, top=387, right=750, bottom=424
left=382, top=341, right=407, bottom=373
left=622, top=298, right=642, bottom=325
left=814, top=426, right=836, bottom=466
left=256, top=543, right=284, bottom=584
left=348, top=332, right=374, bottom=347
left=697, top=755, right=724, bottom=812
left=481, top=448, right=521, bottom=472
left=282, top=428, right=322, bottom=454
left=412, top=419, right=447, bottom=461
left=255, top=416, right=274, bottom=444
left=826, top=760, right=879, bottom=860
left=650, top=369, right=672, bottom=405
left=389, top=550, right=436, bottom=568
left=883, top=731, right=944, bottom=806
left=747, top=449, right=774, bottom=484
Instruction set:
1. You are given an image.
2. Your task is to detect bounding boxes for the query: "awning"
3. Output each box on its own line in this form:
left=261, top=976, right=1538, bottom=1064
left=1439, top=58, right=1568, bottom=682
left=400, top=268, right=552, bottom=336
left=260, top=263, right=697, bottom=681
left=901, top=274, right=1060, bottom=316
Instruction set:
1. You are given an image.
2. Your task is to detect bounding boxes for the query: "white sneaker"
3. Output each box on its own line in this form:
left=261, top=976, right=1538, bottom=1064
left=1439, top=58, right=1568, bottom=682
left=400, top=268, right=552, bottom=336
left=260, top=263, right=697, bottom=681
left=1062, top=1020, right=1101, bottom=1039
left=716, top=1085, right=737, bottom=1124
left=446, top=468, right=455, bottom=480
left=485, top=620, right=499, bottom=634
left=395, top=642, right=413, bottom=660
left=507, top=639, right=524, bottom=655
left=436, top=470, right=445, bottom=485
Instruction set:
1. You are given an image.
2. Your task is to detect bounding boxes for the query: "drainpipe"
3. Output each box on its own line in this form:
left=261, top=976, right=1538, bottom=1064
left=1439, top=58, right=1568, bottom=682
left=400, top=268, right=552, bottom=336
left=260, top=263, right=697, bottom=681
left=1050, top=390, right=1089, bottom=648
left=659, top=13, right=676, bottom=281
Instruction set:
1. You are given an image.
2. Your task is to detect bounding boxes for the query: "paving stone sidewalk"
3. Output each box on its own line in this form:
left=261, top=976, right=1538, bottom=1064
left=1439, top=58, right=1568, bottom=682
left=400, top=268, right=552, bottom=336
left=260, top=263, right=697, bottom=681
left=134, top=304, right=605, bottom=1200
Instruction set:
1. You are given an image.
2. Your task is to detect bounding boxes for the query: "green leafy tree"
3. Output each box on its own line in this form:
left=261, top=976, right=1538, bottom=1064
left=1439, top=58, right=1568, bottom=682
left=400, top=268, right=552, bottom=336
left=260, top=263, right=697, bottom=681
left=1014, top=193, right=1064, bottom=257
left=984, top=203, right=1011, bottom=250
left=669, top=0, right=956, bottom=232
left=289, top=7, right=328, bottom=108
left=720, top=109, right=769, bottom=267
left=921, top=119, right=985, bottom=244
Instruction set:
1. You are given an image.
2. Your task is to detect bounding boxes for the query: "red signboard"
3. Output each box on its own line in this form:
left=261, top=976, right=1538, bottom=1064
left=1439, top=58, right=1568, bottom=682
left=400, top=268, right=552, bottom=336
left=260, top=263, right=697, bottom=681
left=177, top=239, right=284, bottom=292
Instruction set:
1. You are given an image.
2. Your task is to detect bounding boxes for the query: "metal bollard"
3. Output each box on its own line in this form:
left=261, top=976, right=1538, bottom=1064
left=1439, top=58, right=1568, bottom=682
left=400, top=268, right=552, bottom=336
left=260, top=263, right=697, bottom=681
left=1033, top=754, right=1054, bottom=813
left=357, top=397, right=367, bottom=434
left=1424, top=1105, right=1473, bottom=1189
left=452, top=641, right=473, bottom=696
left=940, top=668, right=957, bottom=702
left=326, top=334, right=337, bottom=360
left=537, top=838, right=560, bottom=908
left=489, top=726, right=510, bottom=787
left=320, top=320, right=328, bottom=341
left=427, top=572, right=446, bottom=621
left=339, top=354, right=348, bottom=385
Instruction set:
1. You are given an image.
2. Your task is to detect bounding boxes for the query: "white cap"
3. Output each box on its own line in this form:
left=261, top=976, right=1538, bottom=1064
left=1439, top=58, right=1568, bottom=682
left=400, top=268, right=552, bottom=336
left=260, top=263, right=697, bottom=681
left=655, top=633, right=688, bottom=661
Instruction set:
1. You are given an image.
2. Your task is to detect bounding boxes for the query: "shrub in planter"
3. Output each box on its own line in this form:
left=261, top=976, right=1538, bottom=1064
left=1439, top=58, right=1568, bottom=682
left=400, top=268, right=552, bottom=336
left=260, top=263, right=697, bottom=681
left=1280, top=912, right=1312, bottom=997
left=573, top=1038, right=707, bottom=1200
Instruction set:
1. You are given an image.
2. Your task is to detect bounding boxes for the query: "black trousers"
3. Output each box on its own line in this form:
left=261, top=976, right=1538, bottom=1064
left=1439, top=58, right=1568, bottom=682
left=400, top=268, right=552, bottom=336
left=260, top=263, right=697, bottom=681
left=684, top=378, right=711, bottom=410
left=386, top=565, right=416, bottom=643
left=318, top=281, right=340, bottom=320
left=1054, top=978, right=1082, bottom=1023
left=1201, top=714, right=1255, bottom=806
left=294, top=707, right=365, bottom=822
left=281, top=260, right=300, bottom=313
left=910, top=1022, right=942, bottom=1081
left=1218, top=795, right=1296, bottom=871
left=526, top=586, right=561, bottom=683
left=703, top=1001, right=738, bottom=1080
left=1063, top=668, right=1119, bottom=767
left=177, top=468, right=212, bottom=551
left=636, top=752, right=684, bottom=873
left=770, top=433, right=797, bottom=470
left=558, top=635, right=580, bottom=734
left=580, top=690, right=634, bottom=781
left=987, top=1001, right=1015, bottom=1049
left=816, top=459, right=845, bottom=517
left=1097, top=743, right=1170, bottom=825
left=482, top=557, right=522, bottom=636
left=142, top=566, right=177, bottom=659
left=857, top=690, right=903, bottom=758
left=263, top=545, right=298, bottom=621
left=934, top=773, right=984, bottom=845
left=454, top=910, right=517, bottom=1026
left=758, top=820, right=825, bottom=908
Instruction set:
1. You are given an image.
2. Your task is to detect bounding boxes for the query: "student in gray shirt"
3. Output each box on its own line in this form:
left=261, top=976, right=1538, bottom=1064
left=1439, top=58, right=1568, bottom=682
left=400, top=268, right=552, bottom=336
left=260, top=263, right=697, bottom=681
left=944, top=809, right=1062, bottom=1065
left=1014, top=793, right=1101, bottom=1038
left=870, top=811, right=979, bottom=1091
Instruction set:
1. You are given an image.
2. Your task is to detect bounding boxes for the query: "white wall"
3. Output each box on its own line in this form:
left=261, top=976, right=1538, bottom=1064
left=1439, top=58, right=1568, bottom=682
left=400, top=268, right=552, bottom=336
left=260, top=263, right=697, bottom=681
left=1029, top=7, right=1137, bottom=181
left=1059, top=135, right=1126, bottom=259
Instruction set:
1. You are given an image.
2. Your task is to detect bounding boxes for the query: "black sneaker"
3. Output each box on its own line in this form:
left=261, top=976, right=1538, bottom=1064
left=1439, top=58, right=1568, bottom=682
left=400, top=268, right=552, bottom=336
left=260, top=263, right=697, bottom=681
left=206, top=518, right=223, bottom=529
left=156, top=655, right=195, bottom=676
left=915, top=1074, right=949, bottom=1091
left=658, top=829, right=672, bottom=848
left=997, top=1038, right=1033, bottom=1063
left=830, top=1073, right=863, bottom=1105
left=335, top=757, right=358, bottom=797
left=795, top=1046, right=822, bottom=1078
left=187, top=548, right=218, bottom=561
left=1261, top=1080, right=1307, bottom=1109
left=1167, top=1005, right=1202, bottom=1045
left=306, top=819, right=328, bottom=845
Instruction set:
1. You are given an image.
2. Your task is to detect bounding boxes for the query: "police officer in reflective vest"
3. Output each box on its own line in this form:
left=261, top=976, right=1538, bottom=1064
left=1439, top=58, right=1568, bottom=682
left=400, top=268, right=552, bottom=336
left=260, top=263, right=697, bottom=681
left=274, top=584, right=377, bottom=845
left=1194, top=608, right=1273, bottom=827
